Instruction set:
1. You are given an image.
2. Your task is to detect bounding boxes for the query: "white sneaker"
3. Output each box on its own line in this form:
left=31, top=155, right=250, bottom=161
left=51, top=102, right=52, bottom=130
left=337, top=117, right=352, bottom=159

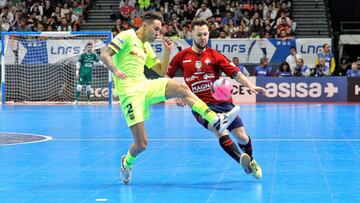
left=240, top=153, right=252, bottom=174
left=211, top=105, right=240, bottom=134
left=120, top=155, right=132, bottom=184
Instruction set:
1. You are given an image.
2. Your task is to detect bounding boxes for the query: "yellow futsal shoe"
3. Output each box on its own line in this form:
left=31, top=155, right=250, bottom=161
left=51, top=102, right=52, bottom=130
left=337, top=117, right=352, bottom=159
left=249, top=159, right=262, bottom=179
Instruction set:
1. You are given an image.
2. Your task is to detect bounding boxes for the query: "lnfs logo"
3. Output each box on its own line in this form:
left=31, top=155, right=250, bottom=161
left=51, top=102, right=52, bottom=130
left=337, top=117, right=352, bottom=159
left=215, top=44, right=246, bottom=53
left=299, top=45, right=323, bottom=54
left=51, top=46, right=81, bottom=55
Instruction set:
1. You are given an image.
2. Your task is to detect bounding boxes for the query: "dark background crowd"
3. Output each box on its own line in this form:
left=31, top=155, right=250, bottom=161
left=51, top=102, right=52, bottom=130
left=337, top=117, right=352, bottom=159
left=0, top=0, right=92, bottom=32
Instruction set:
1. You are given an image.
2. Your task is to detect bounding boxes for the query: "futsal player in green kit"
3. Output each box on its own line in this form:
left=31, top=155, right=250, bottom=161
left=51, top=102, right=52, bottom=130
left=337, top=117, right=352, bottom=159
left=75, top=43, right=105, bottom=104
left=100, top=12, right=240, bottom=184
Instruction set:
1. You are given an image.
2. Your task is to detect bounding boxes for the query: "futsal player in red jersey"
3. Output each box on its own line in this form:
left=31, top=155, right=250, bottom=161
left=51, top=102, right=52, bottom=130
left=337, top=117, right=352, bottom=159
left=166, top=19, right=264, bottom=179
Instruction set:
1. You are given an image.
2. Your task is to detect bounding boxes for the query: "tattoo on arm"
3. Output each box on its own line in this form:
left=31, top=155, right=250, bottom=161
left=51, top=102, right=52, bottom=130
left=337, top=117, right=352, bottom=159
left=100, top=47, right=117, bottom=73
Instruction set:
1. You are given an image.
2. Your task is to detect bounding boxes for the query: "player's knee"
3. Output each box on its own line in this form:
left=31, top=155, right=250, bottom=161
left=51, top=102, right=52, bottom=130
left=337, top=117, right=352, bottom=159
left=177, top=83, right=190, bottom=98
left=232, top=127, right=248, bottom=144
left=76, top=85, right=82, bottom=91
left=86, top=85, right=91, bottom=92
left=136, top=140, right=148, bottom=152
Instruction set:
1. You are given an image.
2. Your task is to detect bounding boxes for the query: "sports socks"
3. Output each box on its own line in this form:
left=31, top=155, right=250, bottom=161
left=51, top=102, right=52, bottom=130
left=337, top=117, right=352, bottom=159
left=86, top=91, right=91, bottom=101
left=192, top=99, right=218, bottom=124
left=123, top=151, right=136, bottom=169
left=238, top=136, right=253, bottom=160
left=219, top=135, right=241, bottom=163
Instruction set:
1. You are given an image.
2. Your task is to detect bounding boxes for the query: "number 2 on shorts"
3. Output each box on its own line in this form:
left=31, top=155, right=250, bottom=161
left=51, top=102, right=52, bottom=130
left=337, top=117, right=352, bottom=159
left=126, top=103, right=134, bottom=118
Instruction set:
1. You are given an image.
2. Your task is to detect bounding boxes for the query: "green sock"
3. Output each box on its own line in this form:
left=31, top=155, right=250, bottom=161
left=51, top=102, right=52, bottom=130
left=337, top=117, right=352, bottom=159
left=192, top=99, right=218, bottom=124
left=86, top=91, right=91, bottom=101
left=76, top=91, right=81, bottom=101
left=123, top=151, right=136, bottom=169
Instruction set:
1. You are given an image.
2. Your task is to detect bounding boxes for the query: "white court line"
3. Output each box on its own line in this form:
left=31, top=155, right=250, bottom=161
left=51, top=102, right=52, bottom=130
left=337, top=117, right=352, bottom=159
left=152, top=104, right=322, bottom=112
left=0, top=132, right=53, bottom=146
left=53, top=138, right=360, bottom=142
left=1, top=104, right=323, bottom=112
left=238, top=104, right=322, bottom=111
left=95, top=198, right=108, bottom=202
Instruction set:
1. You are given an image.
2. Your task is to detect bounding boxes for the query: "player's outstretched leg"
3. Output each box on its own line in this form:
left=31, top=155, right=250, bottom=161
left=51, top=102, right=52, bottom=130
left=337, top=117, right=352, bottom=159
left=165, top=80, right=239, bottom=133
left=232, top=127, right=262, bottom=179
left=218, top=134, right=242, bottom=163
left=208, top=114, right=255, bottom=175
left=120, top=122, right=148, bottom=184
left=217, top=134, right=253, bottom=173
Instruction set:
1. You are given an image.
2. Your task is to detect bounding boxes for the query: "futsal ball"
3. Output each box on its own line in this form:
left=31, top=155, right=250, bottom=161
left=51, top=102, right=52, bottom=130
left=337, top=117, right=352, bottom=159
left=211, top=78, right=233, bottom=101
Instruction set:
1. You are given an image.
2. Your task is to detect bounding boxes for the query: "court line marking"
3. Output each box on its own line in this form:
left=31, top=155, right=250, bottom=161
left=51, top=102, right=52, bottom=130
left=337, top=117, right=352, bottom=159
left=311, top=141, right=335, bottom=201
left=52, top=138, right=360, bottom=142
left=95, top=198, right=108, bottom=202
left=0, top=104, right=323, bottom=113
left=0, top=132, right=53, bottom=146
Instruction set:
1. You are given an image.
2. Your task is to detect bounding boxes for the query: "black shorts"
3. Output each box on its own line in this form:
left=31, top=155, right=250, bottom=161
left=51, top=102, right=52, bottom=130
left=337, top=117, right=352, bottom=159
left=192, top=102, right=243, bottom=132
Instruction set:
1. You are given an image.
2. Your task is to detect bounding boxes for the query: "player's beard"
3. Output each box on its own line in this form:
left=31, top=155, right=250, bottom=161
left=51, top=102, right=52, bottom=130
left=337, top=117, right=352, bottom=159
left=193, top=40, right=207, bottom=51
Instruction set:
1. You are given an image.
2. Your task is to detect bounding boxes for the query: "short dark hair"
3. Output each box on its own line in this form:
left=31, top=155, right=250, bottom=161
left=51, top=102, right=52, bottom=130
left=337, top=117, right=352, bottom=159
left=86, top=42, right=93, bottom=47
left=260, top=56, right=268, bottom=64
left=142, top=12, right=164, bottom=23
left=191, top=18, right=208, bottom=28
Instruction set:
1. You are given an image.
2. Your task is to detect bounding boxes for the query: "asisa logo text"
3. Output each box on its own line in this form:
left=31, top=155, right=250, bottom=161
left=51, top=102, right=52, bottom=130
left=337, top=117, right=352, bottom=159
left=265, top=82, right=338, bottom=98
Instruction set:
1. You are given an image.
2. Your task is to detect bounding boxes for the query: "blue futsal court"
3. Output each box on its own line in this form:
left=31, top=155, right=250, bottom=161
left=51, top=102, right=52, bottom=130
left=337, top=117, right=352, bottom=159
left=0, top=104, right=359, bottom=202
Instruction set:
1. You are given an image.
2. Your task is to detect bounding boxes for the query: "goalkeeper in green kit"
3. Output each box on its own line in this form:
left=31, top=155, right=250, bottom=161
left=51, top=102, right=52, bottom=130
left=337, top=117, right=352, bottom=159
left=75, top=43, right=106, bottom=104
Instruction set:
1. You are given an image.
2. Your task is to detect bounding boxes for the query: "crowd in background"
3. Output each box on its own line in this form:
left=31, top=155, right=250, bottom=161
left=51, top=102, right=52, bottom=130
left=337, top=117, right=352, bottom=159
left=234, top=43, right=360, bottom=77
left=112, top=0, right=359, bottom=77
left=0, top=0, right=91, bottom=32
left=112, top=0, right=295, bottom=40
left=0, top=0, right=358, bottom=77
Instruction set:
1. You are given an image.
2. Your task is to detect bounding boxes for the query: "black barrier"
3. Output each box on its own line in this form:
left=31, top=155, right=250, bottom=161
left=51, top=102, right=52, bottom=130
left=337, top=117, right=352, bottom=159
left=348, top=78, right=360, bottom=102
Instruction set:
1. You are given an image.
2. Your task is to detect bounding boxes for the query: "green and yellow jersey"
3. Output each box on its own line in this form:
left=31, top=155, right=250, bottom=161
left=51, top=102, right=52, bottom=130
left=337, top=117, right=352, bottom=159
left=108, top=29, right=160, bottom=96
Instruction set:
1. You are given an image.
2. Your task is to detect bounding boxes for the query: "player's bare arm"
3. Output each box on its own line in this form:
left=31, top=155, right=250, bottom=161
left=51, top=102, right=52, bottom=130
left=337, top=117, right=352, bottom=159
left=234, top=71, right=265, bottom=94
left=100, top=47, right=127, bottom=79
left=152, top=37, right=173, bottom=76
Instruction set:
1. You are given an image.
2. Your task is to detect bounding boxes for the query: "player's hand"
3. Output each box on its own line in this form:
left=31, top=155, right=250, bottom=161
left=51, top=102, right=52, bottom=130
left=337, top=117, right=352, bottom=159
left=249, top=85, right=266, bottom=95
left=114, top=69, right=127, bottom=79
left=175, top=98, right=186, bottom=107
left=162, top=37, right=173, bottom=50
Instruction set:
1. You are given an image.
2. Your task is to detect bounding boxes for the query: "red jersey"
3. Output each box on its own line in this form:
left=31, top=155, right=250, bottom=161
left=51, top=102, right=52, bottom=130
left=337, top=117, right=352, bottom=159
left=120, top=5, right=134, bottom=17
left=167, top=47, right=239, bottom=104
